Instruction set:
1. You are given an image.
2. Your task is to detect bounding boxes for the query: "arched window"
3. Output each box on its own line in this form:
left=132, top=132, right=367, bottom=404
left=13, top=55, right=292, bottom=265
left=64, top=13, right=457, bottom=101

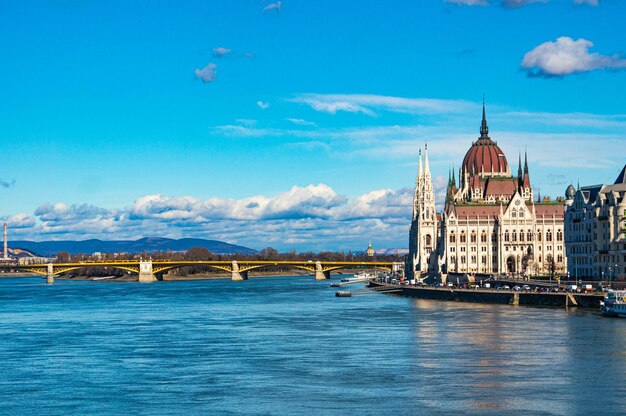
left=557, top=254, right=563, bottom=263
left=546, top=230, right=553, bottom=242
left=451, top=255, right=457, bottom=263
left=470, top=232, right=477, bottom=243
left=512, top=231, right=517, bottom=242
left=449, top=232, right=456, bottom=243
left=527, top=230, right=532, bottom=241
left=425, top=235, right=432, bottom=247
left=537, top=232, right=542, bottom=242
left=460, top=232, right=467, bottom=243
left=512, top=210, right=517, bottom=218
left=491, top=232, right=497, bottom=242
left=557, top=230, right=563, bottom=241
left=481, top=232, right=487, bottom=243
left=504, top=231, right=510, bottom=242
left=519, top=230, right=525, bottom=242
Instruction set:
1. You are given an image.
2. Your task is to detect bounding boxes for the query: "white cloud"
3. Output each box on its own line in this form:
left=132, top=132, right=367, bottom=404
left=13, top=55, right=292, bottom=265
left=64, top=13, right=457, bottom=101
left=34, top=203, right=116, bottom=223
left=292, top=94, right=476, bottom=116
left=521, top=37, right=626, bottom=77
left=6, top=213, right=36, bottom=229
left=194, top=62, right=218, bottom=83
left=501, top=0, right=547, bottom=8
left=445, top=0, right=489, bottom=5
left=256, top=101, right=270, bottom=110
left=573, top=0, right=598, bottom=5
left=235, top=119, right=257, bottom=127
left=286, top=118, right=317, bottom=127
left=212, top=47, right=232, bottom=58
left=262, top=1, right=281, bottom=12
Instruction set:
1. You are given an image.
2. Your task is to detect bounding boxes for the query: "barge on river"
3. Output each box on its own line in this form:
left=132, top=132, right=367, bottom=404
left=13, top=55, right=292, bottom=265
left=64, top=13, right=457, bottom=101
left=368, top=281, right=603, bottom=309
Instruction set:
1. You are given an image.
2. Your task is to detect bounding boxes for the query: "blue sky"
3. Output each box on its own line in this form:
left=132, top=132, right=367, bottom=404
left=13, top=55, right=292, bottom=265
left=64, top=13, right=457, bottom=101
left=1, top=0, right=625, bottom=251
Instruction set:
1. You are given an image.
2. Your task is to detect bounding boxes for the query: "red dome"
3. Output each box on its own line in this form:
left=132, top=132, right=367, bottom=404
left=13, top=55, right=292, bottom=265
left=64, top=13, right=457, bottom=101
left=462, top=137, right=509, bottom=176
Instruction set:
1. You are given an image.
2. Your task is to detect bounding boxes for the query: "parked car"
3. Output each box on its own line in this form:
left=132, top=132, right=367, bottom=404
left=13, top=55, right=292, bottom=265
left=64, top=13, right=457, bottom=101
left=522, top=285, right=531, bottom=291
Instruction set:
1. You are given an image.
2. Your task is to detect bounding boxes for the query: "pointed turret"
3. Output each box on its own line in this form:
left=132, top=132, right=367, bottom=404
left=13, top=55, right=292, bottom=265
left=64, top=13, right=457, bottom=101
left=423, top=143, right=431, bottom=178
left=524, top=149, right=529, bottom=174
left=522, top=149, right=531, bottom=189
left=480, top=97, right=489, bottom=139
left=417, top=148, right=423, bottom=179
left=517, top=153, right=522, bottom=180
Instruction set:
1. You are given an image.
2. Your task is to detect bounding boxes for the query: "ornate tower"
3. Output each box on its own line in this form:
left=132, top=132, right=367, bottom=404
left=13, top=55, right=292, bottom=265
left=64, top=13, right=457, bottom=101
left=407, top=145, right=438, bottom=279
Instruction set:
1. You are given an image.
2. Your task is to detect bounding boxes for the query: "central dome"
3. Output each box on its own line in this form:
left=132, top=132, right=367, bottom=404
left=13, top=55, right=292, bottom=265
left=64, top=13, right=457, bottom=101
left=461, top=105, right=510, bottom=177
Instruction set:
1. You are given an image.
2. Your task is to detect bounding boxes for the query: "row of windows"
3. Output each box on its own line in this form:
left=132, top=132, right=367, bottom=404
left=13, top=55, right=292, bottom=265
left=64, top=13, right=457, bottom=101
left=450, top=254, right=564, bottom=263
left=449, top=230, right=563, bottom=243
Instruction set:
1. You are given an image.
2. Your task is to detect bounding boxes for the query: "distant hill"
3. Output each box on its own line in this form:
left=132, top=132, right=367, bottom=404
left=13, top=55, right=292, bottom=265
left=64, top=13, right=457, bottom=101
left=10, top=237, right=257, bottom=256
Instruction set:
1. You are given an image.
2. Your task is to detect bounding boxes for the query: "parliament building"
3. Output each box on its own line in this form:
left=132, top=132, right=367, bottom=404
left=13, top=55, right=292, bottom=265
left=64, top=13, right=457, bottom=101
left=407, top=105, right=567, bottom=280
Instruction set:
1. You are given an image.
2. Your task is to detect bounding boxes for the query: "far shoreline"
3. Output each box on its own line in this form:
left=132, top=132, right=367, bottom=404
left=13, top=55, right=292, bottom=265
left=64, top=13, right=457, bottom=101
left=1, top=269, right=365, bottom=282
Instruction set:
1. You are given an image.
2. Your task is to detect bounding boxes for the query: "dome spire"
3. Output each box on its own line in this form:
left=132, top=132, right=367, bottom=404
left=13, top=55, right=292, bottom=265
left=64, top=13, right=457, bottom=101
left=480, top=95, right=489, bottom=139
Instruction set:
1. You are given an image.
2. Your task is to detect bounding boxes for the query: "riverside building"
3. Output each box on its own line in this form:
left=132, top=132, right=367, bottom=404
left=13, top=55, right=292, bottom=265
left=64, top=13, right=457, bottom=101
left=564, top=165, right=626, bottom=281
left=407, top=104, right=567, bottom=280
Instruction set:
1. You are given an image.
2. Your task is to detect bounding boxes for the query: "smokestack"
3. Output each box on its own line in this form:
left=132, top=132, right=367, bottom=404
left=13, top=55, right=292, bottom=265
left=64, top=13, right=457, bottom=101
left=3, top=223, right=7, bottom=260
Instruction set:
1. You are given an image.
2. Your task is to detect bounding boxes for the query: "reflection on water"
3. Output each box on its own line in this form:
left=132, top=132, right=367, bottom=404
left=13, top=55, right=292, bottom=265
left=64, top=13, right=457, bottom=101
left=0, top=277, right=624, bottom=415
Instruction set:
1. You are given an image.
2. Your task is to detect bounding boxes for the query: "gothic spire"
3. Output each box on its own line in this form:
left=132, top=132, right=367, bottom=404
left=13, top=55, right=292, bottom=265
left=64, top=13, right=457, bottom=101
left=524, top=149, right=529, bottom=173
left=480, top=96, right=489, bottom=139
left=518, top=152, right=522, bottom=179
left=423, top=143, right=431, bottom=177
left=417, top=148, right=423, bottom=179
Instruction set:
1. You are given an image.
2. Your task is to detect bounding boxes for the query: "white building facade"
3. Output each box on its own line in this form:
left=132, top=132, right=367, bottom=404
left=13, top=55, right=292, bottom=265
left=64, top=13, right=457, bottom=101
left=408, top=105, right=567, bottom=279
left=564, top=165, right=626, bottom=281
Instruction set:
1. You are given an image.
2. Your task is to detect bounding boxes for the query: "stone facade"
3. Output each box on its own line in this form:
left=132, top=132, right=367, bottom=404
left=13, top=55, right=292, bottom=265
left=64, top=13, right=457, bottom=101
left=407, top=146, right=439, bottom=279
left=564, top=165, right=626, bottom=281
left=407, top=104, right=566, bottom=279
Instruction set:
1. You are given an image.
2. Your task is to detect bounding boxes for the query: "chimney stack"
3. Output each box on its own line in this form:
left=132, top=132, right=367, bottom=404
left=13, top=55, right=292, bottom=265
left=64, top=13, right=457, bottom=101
left=3, top=223, right=7, bottom=260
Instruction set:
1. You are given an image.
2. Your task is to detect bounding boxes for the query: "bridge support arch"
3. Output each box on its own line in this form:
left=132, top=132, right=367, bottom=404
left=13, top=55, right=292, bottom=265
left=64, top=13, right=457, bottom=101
left=231, top=261, right=248, bottom=281
left=47, top=263, right=55, bottom=284
left=315, top=261, right=330, bottom=280
left=138, top=260, right=157, bottom=283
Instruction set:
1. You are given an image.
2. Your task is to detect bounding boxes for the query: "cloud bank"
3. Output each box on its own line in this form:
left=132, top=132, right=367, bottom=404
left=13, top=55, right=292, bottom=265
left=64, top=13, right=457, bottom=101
left=4, top=185, right=431, bottom=251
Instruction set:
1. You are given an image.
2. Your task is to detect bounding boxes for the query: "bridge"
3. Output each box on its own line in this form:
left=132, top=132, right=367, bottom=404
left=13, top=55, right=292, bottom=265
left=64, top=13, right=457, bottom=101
left=0, top=259, right=404, bottom=283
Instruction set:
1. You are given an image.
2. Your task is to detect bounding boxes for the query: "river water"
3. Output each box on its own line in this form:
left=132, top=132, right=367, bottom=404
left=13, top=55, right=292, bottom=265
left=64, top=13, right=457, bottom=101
left=0, top=275, right=625, bottom=415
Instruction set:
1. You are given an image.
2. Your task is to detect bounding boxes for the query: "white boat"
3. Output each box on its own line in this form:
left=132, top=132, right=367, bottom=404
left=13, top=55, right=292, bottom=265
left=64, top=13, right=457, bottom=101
left=600, top=290, right=626, bottom=317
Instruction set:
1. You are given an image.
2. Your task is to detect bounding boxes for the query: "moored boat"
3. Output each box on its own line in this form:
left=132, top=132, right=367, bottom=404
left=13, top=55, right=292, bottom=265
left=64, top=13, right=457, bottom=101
left=600, top=290, right=626, bottom=317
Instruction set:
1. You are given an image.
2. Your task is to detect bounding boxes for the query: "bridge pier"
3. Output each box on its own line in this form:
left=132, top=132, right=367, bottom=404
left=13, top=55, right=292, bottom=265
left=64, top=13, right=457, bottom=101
left=315, top=261, right=330, bottom=280
left=46, top=263, right=55, bottom=284
left=138, top=260, right=156, bottom=283
left=231, top=261, right=248, bottom=281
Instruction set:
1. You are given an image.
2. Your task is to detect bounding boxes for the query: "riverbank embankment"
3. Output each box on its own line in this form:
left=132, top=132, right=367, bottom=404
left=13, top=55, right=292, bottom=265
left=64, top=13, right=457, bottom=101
left=369, top=281, right=603, bottom=309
